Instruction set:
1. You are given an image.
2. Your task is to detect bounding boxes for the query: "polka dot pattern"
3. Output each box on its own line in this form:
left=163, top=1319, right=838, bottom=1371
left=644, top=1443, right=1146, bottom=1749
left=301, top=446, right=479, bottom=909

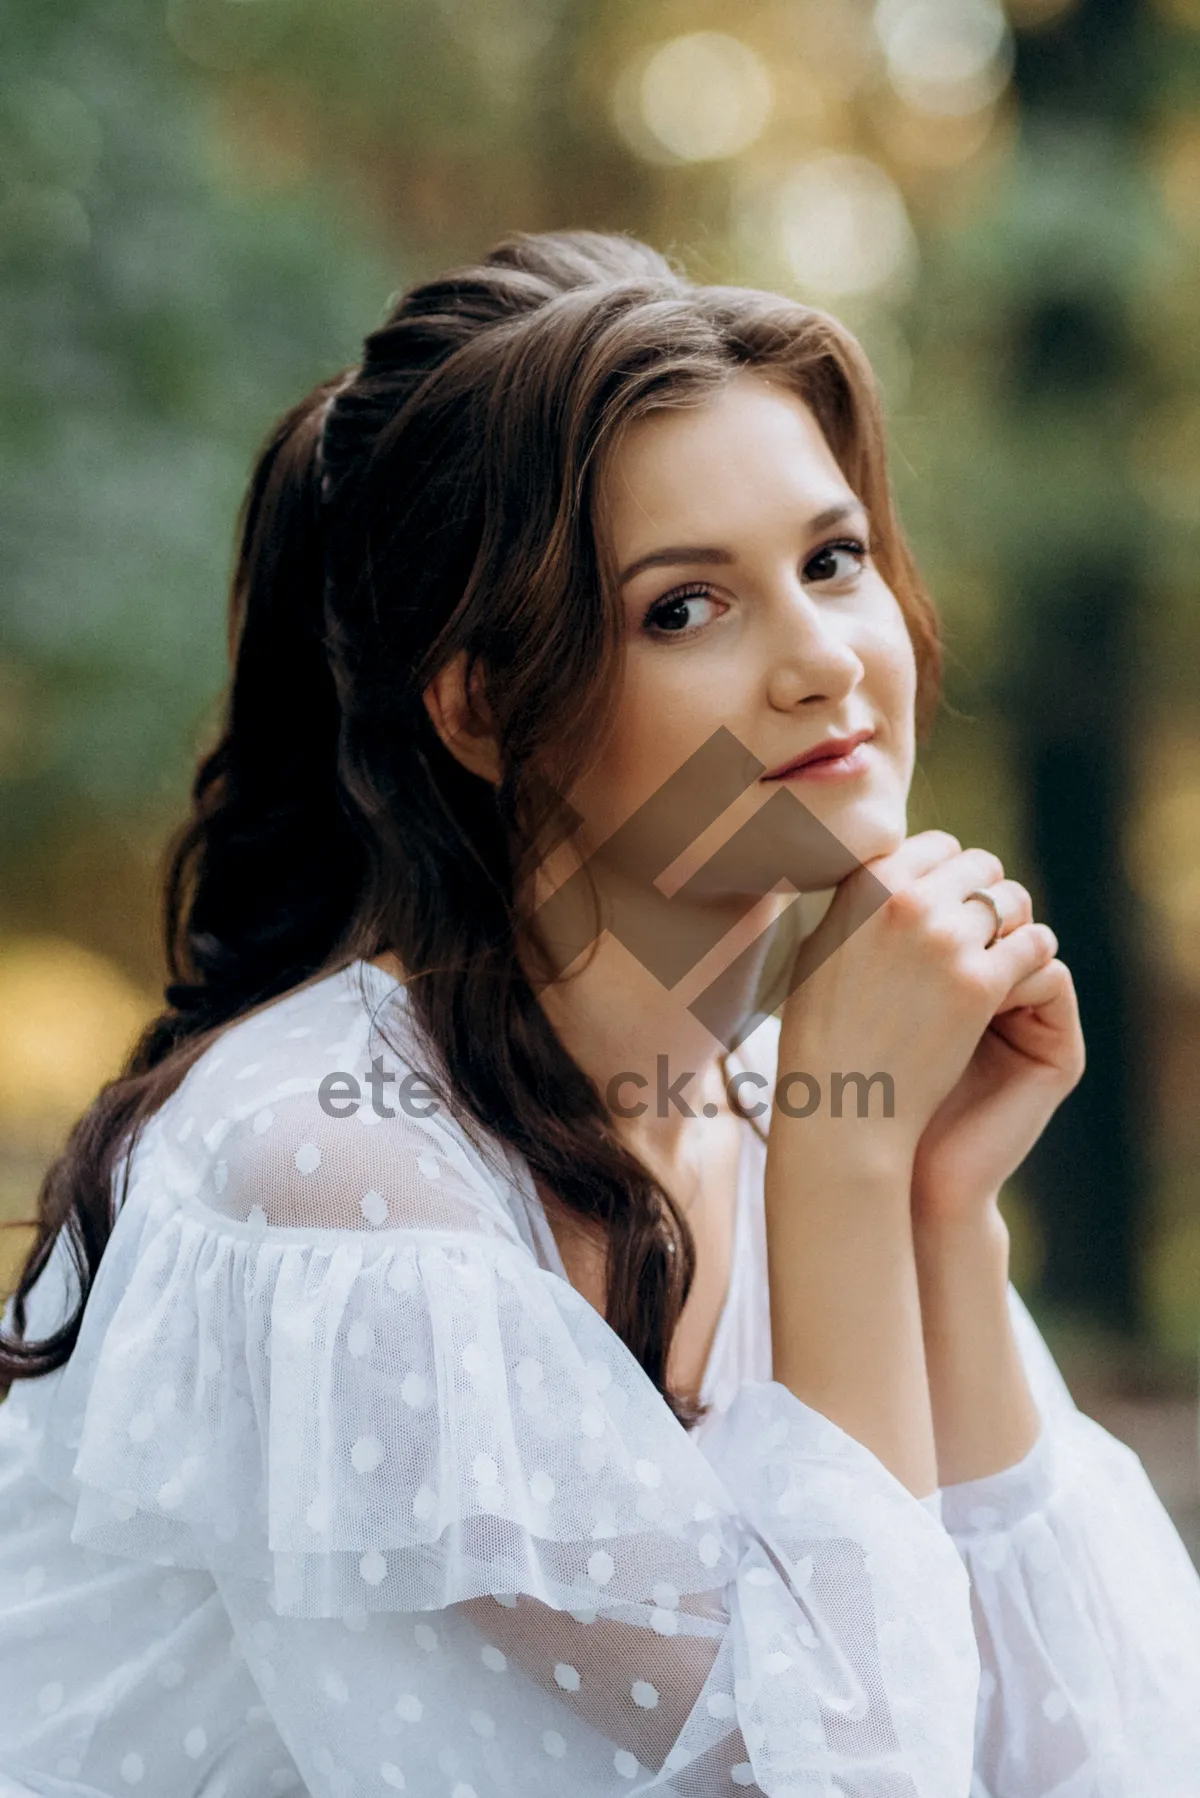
left=400, top=1371, right=427, bottom=1407
left=9, top=965, right=1178, bottom=1798
left=350, top=1435, right=385, bottom=1475
left=587, top=1549, right=615, bottom=1586
left=360, top=1190, right=389, bottom=1227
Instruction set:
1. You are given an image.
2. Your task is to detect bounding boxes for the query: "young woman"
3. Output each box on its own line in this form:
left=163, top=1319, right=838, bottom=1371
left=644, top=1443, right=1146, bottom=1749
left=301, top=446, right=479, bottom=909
left=1, top=229, right=1197, bottom=1798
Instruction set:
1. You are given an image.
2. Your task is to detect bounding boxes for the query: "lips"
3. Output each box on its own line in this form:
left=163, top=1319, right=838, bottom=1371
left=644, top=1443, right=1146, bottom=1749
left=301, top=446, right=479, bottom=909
left=762, top=729, right=875, bottom=780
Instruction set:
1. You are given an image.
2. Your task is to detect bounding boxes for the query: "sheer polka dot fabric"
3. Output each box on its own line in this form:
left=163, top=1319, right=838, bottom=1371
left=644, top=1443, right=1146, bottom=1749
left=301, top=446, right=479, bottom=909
left=2, top=959, right=1200, bottom=1797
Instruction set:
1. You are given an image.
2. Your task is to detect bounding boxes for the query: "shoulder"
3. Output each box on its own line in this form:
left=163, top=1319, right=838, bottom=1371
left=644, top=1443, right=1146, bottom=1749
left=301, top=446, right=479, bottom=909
left=139, top=960, right=528, bottom=1244
left=22, top=971, right=751, bottom=1615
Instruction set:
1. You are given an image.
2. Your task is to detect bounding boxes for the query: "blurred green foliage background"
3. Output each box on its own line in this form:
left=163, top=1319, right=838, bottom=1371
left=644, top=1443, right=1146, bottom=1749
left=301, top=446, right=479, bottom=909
left=2, top=0, right=1199, bottom=1394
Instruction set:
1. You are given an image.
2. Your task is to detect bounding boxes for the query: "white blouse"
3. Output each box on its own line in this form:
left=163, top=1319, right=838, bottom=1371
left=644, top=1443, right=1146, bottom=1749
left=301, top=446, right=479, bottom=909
left=1, top=957, right=1199, bottom=1798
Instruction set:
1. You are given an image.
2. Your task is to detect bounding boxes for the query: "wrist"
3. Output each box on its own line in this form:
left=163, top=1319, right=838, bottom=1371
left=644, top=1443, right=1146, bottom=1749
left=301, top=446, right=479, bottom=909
left=914, top=1205, right=1013, bottom=1336
left=767, top=1109, right=917, bottom=1195
left=914, top=1209, right=1011, bottom=1327
left=913, top=1205, right=1040, bottom=1485
left=913, top=1194, right=1011, bottom=1267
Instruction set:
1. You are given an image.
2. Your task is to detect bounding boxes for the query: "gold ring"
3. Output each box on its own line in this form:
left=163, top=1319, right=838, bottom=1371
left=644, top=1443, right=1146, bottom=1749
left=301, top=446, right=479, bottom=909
left=964, top=887, right=1003, bottom=948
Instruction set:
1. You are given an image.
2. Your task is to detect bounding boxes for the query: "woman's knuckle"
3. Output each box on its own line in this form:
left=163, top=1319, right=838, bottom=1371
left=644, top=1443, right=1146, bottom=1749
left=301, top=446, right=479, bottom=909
left=922, top=912, right=960, bottom=955
left=956, top=959, right=993, bottom=1003
left=886, top=885, right=926, bottom=928
left=937, top=921, right=966, bottom=957
left=949, top=963, right=993, bottom=1006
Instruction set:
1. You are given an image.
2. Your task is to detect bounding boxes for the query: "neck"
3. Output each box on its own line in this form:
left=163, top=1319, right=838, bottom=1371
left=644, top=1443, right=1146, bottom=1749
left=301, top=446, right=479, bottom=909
left=529, top=875, right=797, bottom=1166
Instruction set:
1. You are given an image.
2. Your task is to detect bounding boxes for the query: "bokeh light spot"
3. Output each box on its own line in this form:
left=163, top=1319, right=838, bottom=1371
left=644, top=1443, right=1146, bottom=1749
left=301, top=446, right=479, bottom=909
left=874, top=0, right=1013, bottom=117
left=621, top=33, right=772, bottom=165
left=775, top=154, right=917, bottom=298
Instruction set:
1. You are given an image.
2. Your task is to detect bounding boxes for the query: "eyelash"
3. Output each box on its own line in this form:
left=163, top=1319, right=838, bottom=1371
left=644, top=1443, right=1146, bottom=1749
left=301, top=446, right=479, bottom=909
left=641, top=537, right=871, bottom=638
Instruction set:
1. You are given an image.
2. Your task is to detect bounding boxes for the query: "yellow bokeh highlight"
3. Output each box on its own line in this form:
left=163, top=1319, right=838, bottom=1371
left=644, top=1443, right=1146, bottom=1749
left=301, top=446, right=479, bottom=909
left=1154, top=115, right=1200, bottom=241
left=1128, top=736, right=1200, bottom=989
left=873, top=91, right=1005, bottom=170
left=1130, top=396, right=1200, bottom=527
left=1151, top=0, right=1200, bottom=29
left=613, top=33, right=772, bottom=166
left=1145, top=1214, right=1200, bottom=1358
left=0, top=936, right=157, bottom=1153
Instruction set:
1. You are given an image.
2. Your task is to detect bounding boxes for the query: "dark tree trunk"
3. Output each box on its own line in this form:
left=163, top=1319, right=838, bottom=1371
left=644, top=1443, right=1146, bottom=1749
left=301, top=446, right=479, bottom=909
left=1003, top=0, right=1158, bottom=1335
left=1011, top=558, right=1148, bottom=1333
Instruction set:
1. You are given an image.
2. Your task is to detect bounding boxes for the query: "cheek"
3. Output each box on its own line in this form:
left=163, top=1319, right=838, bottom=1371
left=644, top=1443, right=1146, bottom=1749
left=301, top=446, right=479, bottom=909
left=559, top=663, right=684, bottom=844
left=866, top=607, right=918, bottom=746
left=581, top=652, right=729, bottom=813
left=564, top=642, right=768, bottom=869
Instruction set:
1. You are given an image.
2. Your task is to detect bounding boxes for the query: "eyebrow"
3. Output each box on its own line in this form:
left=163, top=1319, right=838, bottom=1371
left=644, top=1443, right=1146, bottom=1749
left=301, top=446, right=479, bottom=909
left=617, top=500, right=869, bottom=586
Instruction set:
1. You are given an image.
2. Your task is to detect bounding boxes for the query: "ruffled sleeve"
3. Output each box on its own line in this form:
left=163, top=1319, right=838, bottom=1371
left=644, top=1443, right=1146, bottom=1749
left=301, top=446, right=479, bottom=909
left=11, top=1055, right=985, bottom=1796
left=937, top=1279, right=1200, bottom=1795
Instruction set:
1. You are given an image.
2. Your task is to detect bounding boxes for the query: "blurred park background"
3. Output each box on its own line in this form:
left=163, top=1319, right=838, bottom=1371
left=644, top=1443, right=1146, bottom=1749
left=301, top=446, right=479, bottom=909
left=2, top=0, right=1199, bottom=1544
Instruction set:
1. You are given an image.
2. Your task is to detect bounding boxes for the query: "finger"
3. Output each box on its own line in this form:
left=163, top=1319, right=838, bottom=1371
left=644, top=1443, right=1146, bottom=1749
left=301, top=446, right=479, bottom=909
left=995, top=956, right=1070, bottom=1009
left=864, top=830, right=963, bottom=892
left=991, top=960, right=1084, bottom=1077
left=957, top=877, right=1032, bottom=946
left=984, top=879, right=1032, bottom=937
left=988, top=919, right=1058, bottom=990
left=917, top=845, right=1006, bottom=904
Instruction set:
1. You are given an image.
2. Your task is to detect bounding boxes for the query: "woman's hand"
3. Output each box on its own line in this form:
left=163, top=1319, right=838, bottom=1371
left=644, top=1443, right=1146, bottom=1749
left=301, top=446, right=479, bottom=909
left=906, top=885, right=1085, bottom=1233
left=765, top=829, right=1067, bottom=1496
left=779, top=830, right=1063, bottom=1177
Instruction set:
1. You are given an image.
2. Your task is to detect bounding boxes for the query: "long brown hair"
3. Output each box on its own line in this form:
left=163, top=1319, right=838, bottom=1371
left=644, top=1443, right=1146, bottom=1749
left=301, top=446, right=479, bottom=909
left=0, top=229, right=942, bottom=1420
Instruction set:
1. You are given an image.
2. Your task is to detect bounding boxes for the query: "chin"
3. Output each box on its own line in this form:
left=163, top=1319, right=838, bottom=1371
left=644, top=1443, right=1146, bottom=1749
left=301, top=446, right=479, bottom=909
left=822, top=800, right=907, bottom=872
left=744, top=790, right=906, bottom=896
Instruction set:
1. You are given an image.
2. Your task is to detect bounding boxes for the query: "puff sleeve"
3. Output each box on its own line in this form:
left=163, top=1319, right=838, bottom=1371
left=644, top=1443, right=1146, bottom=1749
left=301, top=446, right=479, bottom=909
left=934, top=1280, right=1200, bottom=1796
left=21, top=1080, right=983, bottom=1796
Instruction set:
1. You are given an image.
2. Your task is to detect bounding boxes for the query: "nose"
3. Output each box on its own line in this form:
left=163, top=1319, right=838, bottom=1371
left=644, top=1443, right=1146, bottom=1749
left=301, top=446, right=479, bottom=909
left=764, top=581, right=865, bottom=710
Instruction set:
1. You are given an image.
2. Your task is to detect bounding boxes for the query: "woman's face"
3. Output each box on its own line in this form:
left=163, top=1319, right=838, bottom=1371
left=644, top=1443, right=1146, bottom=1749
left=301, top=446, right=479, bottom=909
left=566, top=369, right=917, bottom=892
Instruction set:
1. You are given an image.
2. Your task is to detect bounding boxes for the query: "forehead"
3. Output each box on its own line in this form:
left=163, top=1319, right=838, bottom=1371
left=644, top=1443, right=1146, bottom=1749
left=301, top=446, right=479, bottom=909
left=597, top=370, right=856, bottom=557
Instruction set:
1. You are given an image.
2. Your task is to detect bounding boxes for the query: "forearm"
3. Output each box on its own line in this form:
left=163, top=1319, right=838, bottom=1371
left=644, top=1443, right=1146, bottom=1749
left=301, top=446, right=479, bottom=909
left=765, top=1119, right=937, bottom=1499
left=914, top=1201, right=1042, bottom=1486
left=460, top=1593, right=722, bottom=1771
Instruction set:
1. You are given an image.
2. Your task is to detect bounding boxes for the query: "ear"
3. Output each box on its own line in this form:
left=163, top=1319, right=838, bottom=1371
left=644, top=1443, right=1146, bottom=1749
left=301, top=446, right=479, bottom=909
left=422, top=650, right=502, bottom=787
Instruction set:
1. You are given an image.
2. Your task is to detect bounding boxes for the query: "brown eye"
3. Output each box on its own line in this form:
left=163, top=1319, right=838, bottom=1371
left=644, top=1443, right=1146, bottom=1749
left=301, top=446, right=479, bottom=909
left=643, top=584, right=721, bottom=637
left=803, top=538, right=868, bottom=584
